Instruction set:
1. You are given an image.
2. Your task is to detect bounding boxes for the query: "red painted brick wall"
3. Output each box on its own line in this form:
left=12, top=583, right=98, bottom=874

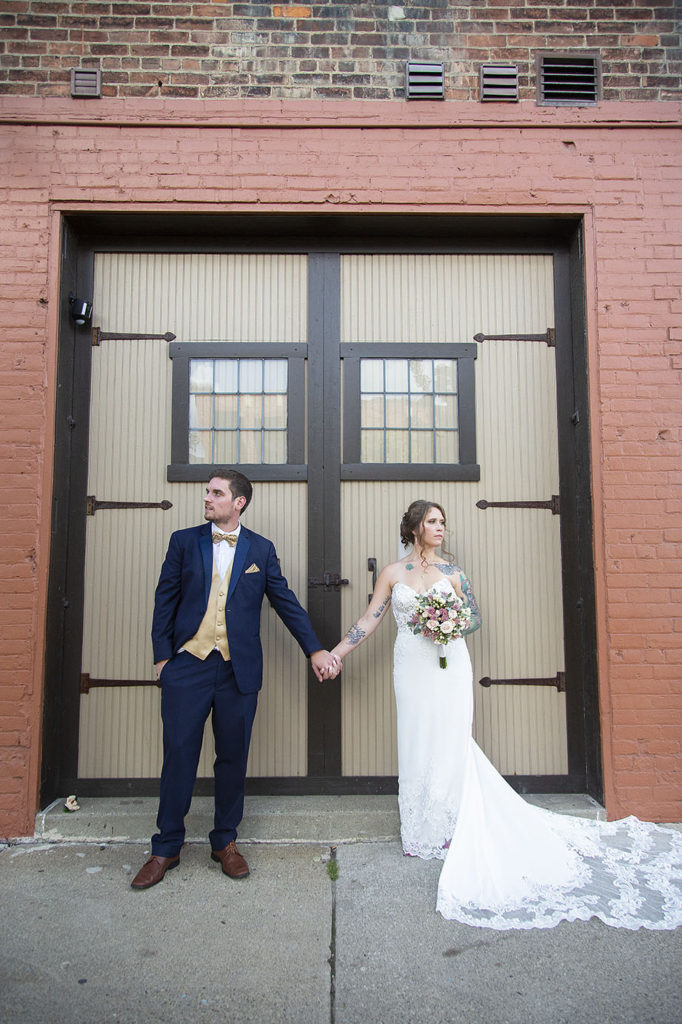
left=0, top=157, right=52, bottom=838
left=0, top=96, right=680, bottom=836
left=0, top=1, right=679, bottom=101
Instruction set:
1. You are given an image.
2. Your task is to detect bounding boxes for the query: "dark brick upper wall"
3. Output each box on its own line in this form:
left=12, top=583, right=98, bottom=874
left=0, top=1, right=680, bottom=101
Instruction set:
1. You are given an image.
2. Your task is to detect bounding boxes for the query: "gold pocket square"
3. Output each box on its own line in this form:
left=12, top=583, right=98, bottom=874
left=245, top=563, right=260, bottom=574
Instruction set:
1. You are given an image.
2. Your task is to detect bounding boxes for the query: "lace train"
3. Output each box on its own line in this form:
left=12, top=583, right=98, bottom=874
left=435, top=740, right=682, bottom=930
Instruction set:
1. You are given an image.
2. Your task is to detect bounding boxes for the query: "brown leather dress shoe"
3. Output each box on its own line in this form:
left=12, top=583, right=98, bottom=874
left=130, top=854, right=180, bottom=890
left=211, top=841, right=250, bottom=879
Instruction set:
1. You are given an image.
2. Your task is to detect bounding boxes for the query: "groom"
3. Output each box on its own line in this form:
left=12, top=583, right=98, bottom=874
left=131, top=470, right=339, bottom=890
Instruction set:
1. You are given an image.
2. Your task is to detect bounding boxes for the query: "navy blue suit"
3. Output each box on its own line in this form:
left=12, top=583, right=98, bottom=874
left=150, top=522, right=321, bottom=856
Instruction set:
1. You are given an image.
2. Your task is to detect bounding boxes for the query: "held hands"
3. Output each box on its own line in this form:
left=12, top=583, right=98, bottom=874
left=310, top=650, right=342, bottom=682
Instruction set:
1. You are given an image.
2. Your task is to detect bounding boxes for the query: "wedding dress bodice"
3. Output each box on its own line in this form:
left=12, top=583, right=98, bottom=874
left=392, top=578, right=455, bottom=633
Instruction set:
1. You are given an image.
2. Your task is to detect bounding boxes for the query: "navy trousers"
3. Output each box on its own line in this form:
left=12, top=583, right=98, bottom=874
left=152, top=650, right=258, bottom=858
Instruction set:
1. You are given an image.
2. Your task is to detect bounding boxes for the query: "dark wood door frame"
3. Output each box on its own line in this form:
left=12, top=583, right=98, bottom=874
left=42, top=213, right=601, bottom=805
left=42, top=222, right=95, bottom=802
left=306, top=253, right=343, bottom=778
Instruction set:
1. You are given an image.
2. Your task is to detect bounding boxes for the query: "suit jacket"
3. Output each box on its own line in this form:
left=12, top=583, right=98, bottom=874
left=151, top=522, right=322, bottom=694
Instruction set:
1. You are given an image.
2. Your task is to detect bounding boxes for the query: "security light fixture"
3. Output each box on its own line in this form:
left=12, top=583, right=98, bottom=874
left=69, top=293, right=93, bottom=326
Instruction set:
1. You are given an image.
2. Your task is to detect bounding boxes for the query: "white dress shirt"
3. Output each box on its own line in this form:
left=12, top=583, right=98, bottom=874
left=212, top=522, right=241, bottom=580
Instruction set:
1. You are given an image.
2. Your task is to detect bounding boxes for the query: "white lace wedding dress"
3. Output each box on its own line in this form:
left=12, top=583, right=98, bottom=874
left=392, top=579, right=682, bottom=930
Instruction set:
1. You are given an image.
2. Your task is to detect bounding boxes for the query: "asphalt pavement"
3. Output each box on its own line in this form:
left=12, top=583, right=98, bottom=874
left=2, top=795, right=680, bottom=1024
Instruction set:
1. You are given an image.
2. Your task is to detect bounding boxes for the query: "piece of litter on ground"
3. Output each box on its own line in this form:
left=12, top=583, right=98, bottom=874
left=86, top=866, right=103, bottom=874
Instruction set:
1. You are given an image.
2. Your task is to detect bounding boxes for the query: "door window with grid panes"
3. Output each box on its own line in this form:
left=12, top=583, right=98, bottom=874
left=341, top=343, right=479, bottom=481
left=168, top=343, right=307, bottom=481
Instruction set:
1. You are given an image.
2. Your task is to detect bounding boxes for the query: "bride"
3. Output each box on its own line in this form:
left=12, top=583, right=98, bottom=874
left=330, top=499, right=682, bottom=930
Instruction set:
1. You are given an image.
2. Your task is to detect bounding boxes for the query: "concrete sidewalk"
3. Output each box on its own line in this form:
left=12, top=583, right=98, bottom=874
left=2, top=796, right=681, bottom=1024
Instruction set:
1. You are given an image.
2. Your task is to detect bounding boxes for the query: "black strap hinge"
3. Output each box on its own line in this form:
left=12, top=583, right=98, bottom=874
left=476, top=495, right=560, bottom=515
left=479, top=672, right=566, bottom=692
left=87, top=496, right=173, bottom=516
left=474, top=328, right=555, bottom=347
left=92, top=328, right=176, bottom=347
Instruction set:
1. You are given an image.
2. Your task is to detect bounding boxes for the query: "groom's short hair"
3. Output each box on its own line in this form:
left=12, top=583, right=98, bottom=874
left=209, top=469, right=253, bottom=512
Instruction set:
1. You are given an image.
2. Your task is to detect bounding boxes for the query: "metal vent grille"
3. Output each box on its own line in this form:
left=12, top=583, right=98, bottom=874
left=536, top=54, right=601, bottom=106
left=480, top=64, right=519, bottom=102
left=71, top=68, right=102, bottom=98
left=405, top=62, right=445, bottom=100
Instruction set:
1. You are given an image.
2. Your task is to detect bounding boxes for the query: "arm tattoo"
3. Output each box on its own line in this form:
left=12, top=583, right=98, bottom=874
left=345, top=623, right=366, bottom=646
left=460, top=576, right=482, bottom=634
left=372, top=596, right=391, bottom=619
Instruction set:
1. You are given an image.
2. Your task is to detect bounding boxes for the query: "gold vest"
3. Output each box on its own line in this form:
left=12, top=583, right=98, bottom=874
left=183, top=561, right=232, bottom=661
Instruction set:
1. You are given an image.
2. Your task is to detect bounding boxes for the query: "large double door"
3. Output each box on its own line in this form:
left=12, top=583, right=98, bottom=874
left=76, top=247, right=572, bottom=788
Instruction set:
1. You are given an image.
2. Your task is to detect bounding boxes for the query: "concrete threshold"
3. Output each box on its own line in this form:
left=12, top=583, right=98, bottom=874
left=32, top=792, right=606, bottom=846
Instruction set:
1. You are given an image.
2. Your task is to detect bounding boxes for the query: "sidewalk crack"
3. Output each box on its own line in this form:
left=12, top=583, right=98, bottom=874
left=328, top=844, right=338, bottom=1024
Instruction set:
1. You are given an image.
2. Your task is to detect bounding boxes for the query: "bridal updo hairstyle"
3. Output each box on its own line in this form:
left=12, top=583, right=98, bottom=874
left=400, top=499, right=447, bottom=549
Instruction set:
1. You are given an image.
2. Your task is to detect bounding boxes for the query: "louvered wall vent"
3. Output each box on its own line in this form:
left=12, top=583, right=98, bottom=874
left=71, top=68, right=102, bottom=98
left=536, top=54, right=601, bottom=106
left=480, top=64, right=519, bottom=102
left=405, top=62, right=445, bottom=100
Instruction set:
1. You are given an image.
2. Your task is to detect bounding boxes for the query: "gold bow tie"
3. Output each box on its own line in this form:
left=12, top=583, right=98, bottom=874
left=213, top=532, right=238, bottom=546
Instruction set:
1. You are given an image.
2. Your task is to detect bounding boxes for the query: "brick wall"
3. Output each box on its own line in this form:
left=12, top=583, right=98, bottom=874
left=0, top=1, right=680, bottom=101
left=0, top=148, right=50, bottom=837
left=0, top=96, right=680, bottom=836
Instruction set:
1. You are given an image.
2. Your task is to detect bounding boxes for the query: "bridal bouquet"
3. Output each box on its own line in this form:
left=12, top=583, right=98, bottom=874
left=408, top=588, right=472, bottom=669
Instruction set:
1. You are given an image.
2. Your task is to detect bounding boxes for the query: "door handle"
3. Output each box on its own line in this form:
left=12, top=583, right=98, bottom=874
left=367, top=557, right=377, bottom=603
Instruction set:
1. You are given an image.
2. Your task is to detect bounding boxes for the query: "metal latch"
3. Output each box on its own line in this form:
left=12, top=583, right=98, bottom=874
left=308, top=572, right=350, bottom=591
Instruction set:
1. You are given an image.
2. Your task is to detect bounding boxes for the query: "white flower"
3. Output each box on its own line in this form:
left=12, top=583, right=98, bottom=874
left=440, top=620, right=454, bottom=634
left=426, top=619, right=439, bottom=631
left=64, top=795, right=80, bottom=812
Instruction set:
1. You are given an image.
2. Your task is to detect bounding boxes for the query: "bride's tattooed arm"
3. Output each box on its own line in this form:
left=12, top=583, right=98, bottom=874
left=329, top=567, right=395, bottom=663
left=436, top=563, right=482, bottom=634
